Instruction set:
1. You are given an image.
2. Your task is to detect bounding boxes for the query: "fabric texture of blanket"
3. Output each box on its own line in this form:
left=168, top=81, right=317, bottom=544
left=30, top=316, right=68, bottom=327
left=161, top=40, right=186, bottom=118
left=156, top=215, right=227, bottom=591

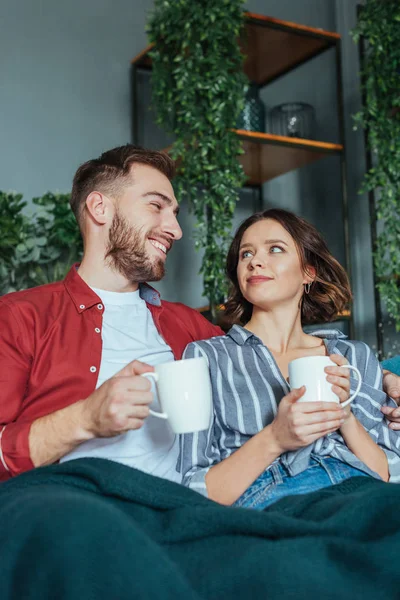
left=0, top=457, right=399, bottom=599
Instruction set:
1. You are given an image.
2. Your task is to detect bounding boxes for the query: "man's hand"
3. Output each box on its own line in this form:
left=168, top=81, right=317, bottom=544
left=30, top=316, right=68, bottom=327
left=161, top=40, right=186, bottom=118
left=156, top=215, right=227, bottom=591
left=381, top=370, right=400, bottom=428
left=81, top=360, right=155, bottom=438
left=29, top=360, right=156, bottom=469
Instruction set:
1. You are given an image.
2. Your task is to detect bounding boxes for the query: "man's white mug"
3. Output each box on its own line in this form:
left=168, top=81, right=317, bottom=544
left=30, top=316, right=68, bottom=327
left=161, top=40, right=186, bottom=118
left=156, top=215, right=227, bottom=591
left=141, top=357, right=213, bottom=434
left=288, top=356, right=362, bottom=407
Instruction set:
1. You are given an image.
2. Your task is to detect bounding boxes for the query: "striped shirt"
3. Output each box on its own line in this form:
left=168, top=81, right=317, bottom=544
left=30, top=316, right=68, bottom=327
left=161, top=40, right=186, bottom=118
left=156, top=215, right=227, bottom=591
left=179, top=325, right=400, bottom=497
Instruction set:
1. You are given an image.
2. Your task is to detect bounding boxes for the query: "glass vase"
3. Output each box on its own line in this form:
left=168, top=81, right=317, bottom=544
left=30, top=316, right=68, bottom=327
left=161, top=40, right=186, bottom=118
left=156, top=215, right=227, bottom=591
left=237, top=83, right=266, bottom=133
left=270, top=102, right=315, bottom=139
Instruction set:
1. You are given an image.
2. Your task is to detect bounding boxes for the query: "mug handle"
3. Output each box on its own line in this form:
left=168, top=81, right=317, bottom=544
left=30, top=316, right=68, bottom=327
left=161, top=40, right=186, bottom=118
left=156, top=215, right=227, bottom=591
left=338, top=365, right=362, bottom=407
left=141, top=372, right=168, bottom=420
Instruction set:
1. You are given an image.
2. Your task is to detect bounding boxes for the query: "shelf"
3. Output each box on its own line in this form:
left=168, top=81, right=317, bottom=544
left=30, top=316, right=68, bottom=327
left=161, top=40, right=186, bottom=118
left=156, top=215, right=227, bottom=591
left=160, top=131, right=342, bottom=185
left=234, top=130, right=343, bottom=185
left=243, top=13, right=339, bottom=86
left=131, top=12, right=340, bottom=87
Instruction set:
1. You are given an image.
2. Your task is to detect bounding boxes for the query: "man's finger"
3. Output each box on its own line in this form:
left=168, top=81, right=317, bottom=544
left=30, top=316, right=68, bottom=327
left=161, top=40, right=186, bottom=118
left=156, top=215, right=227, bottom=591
left=381, top=405, right=396, bottom=415
left=383, top=372, right=400, bottom=401
left=383, top=406, right=400, bottom=418
left=382, top=406, right=400, bottom=424
left=127, top=405, right=151, bottom=419
left=113, top=375, right=153, bottom=393
left=116, top=359, right=155, bottom=378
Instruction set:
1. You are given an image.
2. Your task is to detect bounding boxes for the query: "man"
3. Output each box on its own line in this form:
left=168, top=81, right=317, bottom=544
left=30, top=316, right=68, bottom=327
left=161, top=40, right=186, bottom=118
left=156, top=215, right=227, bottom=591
left=1, top=143, right=400, bottom=483
left=0, top=145, right=221, bottom=482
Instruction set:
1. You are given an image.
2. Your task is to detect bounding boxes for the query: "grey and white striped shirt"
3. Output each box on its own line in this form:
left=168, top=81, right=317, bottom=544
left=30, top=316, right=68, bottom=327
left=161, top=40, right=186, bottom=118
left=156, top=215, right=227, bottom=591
left=179, top=325, right=400, bottom=497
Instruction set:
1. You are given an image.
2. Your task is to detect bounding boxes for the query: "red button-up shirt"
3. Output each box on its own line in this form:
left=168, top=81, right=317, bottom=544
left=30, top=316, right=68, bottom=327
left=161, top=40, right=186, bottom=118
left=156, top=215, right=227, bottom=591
left=0, top=265, right=222, bottom=481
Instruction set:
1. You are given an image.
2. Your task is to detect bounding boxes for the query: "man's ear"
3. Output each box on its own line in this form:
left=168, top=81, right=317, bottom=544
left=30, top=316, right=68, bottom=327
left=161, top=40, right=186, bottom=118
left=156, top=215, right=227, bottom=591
left=303, top=265, right=316, bottom=285
left=85, top=192, right=111, bottom=225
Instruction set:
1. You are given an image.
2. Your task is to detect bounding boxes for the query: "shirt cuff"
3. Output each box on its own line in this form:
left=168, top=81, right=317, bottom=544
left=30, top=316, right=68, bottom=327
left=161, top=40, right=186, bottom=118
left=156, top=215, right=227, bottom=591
left=0, top=421, right=35, bottom=480
left=182, top=467, right=211, bottom=498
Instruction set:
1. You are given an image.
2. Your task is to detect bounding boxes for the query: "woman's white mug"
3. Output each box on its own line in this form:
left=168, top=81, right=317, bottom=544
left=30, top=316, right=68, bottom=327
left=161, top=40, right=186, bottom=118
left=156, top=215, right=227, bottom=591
left=141, top=357, right=213, bottom=434
left=288, top=356, right=362, bottom=407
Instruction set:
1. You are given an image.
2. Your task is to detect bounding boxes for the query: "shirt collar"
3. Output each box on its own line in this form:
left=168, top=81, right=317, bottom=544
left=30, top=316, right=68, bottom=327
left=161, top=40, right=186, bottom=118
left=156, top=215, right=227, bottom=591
left=226, top=324, right=261, bottom=346
left=63, top=264, right=162, bottom=313
left=226, top=323, right=347, bottom=347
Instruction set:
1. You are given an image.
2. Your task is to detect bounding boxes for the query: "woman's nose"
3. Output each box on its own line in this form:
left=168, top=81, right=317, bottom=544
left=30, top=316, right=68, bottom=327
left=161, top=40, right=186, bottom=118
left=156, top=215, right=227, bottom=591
left=249, top=253, right=265, bottom=269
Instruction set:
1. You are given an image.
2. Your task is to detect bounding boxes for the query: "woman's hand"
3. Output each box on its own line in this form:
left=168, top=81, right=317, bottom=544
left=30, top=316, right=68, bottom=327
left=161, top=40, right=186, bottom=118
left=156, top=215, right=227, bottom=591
left=325, top=354, right=352, bottom=421
left=268, top=386, right=346, bottom=453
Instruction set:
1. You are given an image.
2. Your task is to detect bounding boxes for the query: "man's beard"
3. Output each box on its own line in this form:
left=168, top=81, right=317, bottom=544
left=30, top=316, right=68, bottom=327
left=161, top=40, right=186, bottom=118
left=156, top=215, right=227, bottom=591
left=105, top=211, right=165, bottom=283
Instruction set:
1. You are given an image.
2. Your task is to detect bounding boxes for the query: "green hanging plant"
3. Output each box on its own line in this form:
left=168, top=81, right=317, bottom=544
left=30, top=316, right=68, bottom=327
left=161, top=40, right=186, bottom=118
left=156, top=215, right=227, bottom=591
left=352, top=0, right=400, bottom=330
left=0, top=192, right=82, bottom=295
left=147, top=0, right=247, bottom=318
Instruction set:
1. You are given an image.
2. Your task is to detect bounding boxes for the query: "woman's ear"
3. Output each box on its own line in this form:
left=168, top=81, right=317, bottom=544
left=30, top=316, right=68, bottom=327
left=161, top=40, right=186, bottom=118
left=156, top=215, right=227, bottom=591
left=303, top=266, right=316, bottom=285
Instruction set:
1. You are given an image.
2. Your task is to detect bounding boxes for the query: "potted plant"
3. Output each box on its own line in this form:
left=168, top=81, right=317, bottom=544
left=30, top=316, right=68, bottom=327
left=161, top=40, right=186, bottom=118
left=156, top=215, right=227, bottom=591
left=0, top=192, right=82, bottom=295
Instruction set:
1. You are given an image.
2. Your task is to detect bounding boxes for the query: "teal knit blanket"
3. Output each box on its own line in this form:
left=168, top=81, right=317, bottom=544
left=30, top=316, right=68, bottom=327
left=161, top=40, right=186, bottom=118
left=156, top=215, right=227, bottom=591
left=0, top=458, right=399, bottom=599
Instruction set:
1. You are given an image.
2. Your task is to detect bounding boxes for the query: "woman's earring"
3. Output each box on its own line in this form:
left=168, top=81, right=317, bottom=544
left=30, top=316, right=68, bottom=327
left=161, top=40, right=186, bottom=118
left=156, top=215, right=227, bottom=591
left=304, top=282, right=312, bottom=294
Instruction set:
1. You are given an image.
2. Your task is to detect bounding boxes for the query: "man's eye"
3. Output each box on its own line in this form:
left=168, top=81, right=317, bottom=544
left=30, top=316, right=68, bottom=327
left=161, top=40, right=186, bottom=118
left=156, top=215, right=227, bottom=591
left=151, top=203, right=162, bottom=210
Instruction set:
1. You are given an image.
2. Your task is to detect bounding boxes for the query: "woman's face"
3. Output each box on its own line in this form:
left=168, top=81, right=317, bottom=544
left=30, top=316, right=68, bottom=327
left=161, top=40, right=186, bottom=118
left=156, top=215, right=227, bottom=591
left=236, top=219, right=313, bottom=312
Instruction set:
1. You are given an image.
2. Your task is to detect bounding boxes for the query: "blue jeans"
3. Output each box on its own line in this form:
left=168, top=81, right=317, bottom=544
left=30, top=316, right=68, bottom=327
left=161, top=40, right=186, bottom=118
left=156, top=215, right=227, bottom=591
left=234, top=457, right=369, bottom=510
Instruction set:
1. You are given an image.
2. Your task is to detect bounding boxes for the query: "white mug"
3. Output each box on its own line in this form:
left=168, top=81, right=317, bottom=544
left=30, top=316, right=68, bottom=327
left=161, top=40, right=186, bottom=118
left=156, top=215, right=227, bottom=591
left=288, top=356, right=362, bottom=408
left=141, top=357, right=213, bottom=434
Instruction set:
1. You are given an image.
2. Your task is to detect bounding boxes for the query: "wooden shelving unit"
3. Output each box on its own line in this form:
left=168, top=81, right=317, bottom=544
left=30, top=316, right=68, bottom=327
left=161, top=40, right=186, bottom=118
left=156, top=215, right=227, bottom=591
left=235, top=129, right=343, bottom=185
left=132, top=13, right=340, bottom=85
left=131, top=11, right=352, bottom=332
left=131, top=12, right=344, bottom=187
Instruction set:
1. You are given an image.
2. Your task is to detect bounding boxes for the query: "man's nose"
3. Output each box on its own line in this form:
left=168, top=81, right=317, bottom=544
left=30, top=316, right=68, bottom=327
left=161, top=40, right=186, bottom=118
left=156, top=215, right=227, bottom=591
left=164, top=214, right=183, bottom=241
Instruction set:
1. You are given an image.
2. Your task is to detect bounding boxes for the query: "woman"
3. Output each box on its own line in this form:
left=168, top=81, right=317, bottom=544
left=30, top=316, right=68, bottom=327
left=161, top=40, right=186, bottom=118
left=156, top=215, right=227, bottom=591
left=179, top=209, right=400, bottom=509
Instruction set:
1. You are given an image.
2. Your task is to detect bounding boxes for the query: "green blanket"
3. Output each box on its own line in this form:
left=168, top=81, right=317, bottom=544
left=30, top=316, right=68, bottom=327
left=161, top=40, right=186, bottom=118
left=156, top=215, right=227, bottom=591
left=0, top=458, right=399, bottom=599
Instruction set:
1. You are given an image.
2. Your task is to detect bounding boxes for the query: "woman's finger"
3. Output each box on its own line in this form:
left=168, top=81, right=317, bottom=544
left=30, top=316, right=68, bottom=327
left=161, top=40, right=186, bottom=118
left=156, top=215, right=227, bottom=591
left=326, top=374, right=350, bottom=391
left=326, top=354, right=349, bottom=368
left=293, top=401, right=342, bottom=414
left=331, top=385, right=349, bottom=404
left=294, top=409, right=346, bottom=426
left=308, top=425, right=342, bottom=444
left=302, top=419, right=343, bottom=437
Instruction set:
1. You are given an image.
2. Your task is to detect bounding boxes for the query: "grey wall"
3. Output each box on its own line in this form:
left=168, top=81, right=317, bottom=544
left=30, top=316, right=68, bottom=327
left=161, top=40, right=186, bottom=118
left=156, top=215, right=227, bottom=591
left=0, top=0, right=377, bottom=346
left=0, top=0, right=153, bottom=199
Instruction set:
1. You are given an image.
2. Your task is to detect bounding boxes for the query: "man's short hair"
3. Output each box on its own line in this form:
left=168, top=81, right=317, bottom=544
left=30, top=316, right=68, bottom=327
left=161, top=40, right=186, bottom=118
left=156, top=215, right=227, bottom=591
left=70, top=144, right=175, bottom=229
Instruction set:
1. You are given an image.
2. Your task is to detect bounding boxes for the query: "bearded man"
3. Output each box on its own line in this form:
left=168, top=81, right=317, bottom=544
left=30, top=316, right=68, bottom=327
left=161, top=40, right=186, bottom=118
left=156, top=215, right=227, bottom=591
left=0, top=144, right=220, bottom=482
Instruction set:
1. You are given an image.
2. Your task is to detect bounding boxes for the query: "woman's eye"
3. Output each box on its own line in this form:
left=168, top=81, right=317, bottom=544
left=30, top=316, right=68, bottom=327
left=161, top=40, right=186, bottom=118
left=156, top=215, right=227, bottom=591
left=241, top=250, right=253, bottom=259
left=270, top=245, right=284, bottom=254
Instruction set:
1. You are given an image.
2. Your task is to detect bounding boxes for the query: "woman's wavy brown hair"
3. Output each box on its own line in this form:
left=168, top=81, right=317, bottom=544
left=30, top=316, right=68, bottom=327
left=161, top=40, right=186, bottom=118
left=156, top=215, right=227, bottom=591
left=224, top=208, right=352, bottom=326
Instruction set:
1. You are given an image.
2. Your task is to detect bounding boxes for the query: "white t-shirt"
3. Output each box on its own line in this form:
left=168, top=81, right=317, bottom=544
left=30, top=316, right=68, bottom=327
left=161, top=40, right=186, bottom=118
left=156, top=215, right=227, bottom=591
left=61, top=287, right=180, bottom=483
